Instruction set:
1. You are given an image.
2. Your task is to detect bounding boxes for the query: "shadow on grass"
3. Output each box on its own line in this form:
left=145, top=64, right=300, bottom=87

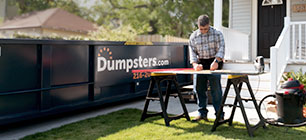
left=153, top=114, right=306, bottom=140
left=21, top=108, right=306, bottom=140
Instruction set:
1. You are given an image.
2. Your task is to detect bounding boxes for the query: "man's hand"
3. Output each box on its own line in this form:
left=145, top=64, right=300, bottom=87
left=210, top=61, right=218, bottom=71
left=193, top=63, right=203, bottom=71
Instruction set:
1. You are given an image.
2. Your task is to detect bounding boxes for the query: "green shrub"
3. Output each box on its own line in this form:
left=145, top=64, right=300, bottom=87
left=12, top=32, right=92, bottom=40
left=89, top=24, right=137, bottom=41
left=282, top=68, right=306, bottom=88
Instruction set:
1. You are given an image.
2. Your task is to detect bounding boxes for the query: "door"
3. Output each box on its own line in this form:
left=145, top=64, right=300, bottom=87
left=258, top=0, right=286, bottom=58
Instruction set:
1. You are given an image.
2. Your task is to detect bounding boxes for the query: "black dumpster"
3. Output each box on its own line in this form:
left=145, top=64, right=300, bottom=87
left=0, top=39, right=191, bottom=125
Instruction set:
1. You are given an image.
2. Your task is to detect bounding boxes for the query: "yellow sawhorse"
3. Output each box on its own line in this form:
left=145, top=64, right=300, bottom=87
left=211, top=75, right=266, bottom=137
left=140, top=73, right=190, bottom=126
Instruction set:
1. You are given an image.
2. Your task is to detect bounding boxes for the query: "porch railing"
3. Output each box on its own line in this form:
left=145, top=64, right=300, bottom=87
left=270, top=17, right=291, bottom=93
left=289, top=21, right=306, bottom=63
left=271, top=18, right=306, bottom=93
left=221, top=27, right=250, bottom=61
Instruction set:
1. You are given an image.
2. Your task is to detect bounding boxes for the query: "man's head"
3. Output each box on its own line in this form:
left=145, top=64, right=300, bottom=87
left=197, top=15, right=210, bottom=34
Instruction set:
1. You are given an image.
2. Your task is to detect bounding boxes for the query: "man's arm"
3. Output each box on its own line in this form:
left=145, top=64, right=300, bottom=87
left=215, top=32, right=225, bottom=60
left=210, top=31, right=225, bottom=70
left=188, top=40, right=198, bottom=64
left=189, top=37, right=203, bottom=71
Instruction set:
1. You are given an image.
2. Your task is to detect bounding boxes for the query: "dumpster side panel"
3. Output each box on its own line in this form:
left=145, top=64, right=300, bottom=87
left=0, top=45, right=39, bottom=92
left=51, top=45, right=89, bottom=85
left=94, top=45, right=189, bottom=101
left=169, top=45, right=191, bottom=83
left=94, top=45, right=172, bottom=87
left=50, top=85, right=88, bottom=106
left=0, top=44, right=39, bottom=116
left=49, top=45, right=89, bottom=106
left=0, top=92, right=39, bottom=116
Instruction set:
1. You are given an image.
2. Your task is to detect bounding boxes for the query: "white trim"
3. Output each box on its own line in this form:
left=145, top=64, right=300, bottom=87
left=229, top=0, right=233, bottom=28
left=287, top=0, right=290, bottom=20
left=214, top=0, right=223, bottom=30
left=270, top=47, right=278, bottom=93
left=251, top=0, right=258, bottom=60
left=270, top=17, right=290, bottom=93
left=290, top=21, right=306, bottom=24
left=262, top=0, right=283, bottom=6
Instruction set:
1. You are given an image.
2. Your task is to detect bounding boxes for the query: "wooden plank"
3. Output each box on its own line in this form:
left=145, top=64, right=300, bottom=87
left=152, top=69, right=262, bottom=75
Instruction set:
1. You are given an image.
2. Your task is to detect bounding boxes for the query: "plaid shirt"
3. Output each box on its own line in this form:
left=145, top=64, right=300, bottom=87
left=188, top=26, right=225, bottom=64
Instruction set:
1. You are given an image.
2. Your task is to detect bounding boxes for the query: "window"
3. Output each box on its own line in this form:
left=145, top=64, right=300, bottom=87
left=262, top=0, right=283, bottom=6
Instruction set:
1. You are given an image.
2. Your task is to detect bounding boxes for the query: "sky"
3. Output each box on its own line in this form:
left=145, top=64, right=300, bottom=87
left=75, top=0, right=98, bottom=8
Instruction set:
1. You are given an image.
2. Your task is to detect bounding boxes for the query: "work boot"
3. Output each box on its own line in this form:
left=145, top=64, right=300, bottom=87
left=192, top=116, right=209, bottom=122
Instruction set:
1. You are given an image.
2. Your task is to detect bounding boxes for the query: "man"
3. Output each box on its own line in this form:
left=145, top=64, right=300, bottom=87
left=189, top=15, right=225, bottom=122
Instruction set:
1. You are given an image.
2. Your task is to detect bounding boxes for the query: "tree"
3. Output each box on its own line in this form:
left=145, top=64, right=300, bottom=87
left=90, top=0, right=228, bottom=38
left=8, top=0, right=229, bottom=39
left=89, top=24, right=138, bottom=41
left=8, top=0, right=92, bottom=21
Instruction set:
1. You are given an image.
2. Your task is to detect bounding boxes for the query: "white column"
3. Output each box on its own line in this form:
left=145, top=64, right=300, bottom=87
left=286, top=0, right=290, bottom=20
left=270, top=47, right=278, bottom=93
left=214, top=0, right=223, bottom=30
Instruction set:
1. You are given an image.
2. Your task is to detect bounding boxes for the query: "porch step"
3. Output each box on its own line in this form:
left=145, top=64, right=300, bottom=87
left=285, top=64, right=306, bottom=73
left=292, top=47, right=306, bottom=60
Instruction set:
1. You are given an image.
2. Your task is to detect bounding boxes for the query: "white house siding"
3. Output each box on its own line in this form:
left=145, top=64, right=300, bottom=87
left=291, top=0, right=306, bottom=21
left=227, top=0, right=252, bottom=61
left=230, top=0, right=252, bottom=34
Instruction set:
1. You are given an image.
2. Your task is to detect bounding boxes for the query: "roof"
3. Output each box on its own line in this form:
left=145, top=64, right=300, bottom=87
left=0, top=8, right=96, bottom=33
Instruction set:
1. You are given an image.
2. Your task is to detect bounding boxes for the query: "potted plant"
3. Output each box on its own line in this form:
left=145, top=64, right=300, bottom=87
left=282, top=68, right=306, bottom=118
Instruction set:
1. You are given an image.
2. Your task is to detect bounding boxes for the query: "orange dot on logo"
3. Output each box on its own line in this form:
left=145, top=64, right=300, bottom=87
left=109, top=52, right=112, bottom=55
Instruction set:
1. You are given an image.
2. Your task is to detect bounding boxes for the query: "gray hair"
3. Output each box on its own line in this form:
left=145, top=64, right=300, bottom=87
left=197, top=15, right=210, bottom=26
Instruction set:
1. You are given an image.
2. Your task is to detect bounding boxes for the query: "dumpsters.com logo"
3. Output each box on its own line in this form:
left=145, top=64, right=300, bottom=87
left=97, top=47, right=170, bottom=72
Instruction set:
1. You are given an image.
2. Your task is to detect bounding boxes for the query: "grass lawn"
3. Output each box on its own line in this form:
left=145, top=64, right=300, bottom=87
left=21, top=109, right=306, bottom=140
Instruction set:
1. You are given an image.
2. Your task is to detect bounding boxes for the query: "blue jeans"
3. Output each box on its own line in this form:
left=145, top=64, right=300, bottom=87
left=194, top=74, right=224, bottom=118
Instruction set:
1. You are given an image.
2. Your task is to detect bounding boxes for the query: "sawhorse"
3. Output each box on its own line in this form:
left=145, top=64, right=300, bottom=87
left=211, top=75, right=266, bottom=137
left=140, top=73, right=190, bottom=126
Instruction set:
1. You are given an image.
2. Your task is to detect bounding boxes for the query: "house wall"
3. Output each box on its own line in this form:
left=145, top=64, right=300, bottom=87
left=0, top=28, right=89, bottom=38
left=0, top=28, right=43, bottom=37
left=228, top=0, right=305, bottom=64
left=291, top=0, right=306, bottom=21
left=228, top=0, right=253, bottom=60
left=229, top=0, right=252, bottom=34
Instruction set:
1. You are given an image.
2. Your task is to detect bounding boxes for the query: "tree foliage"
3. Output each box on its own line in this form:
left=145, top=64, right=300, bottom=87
left=8, top=0, right=92, bottom=21
left=89, top=24, right=137, bottom=41
left=7, top=0, right=229, bottom=39
left=90, top=0, right=228, bottom=38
